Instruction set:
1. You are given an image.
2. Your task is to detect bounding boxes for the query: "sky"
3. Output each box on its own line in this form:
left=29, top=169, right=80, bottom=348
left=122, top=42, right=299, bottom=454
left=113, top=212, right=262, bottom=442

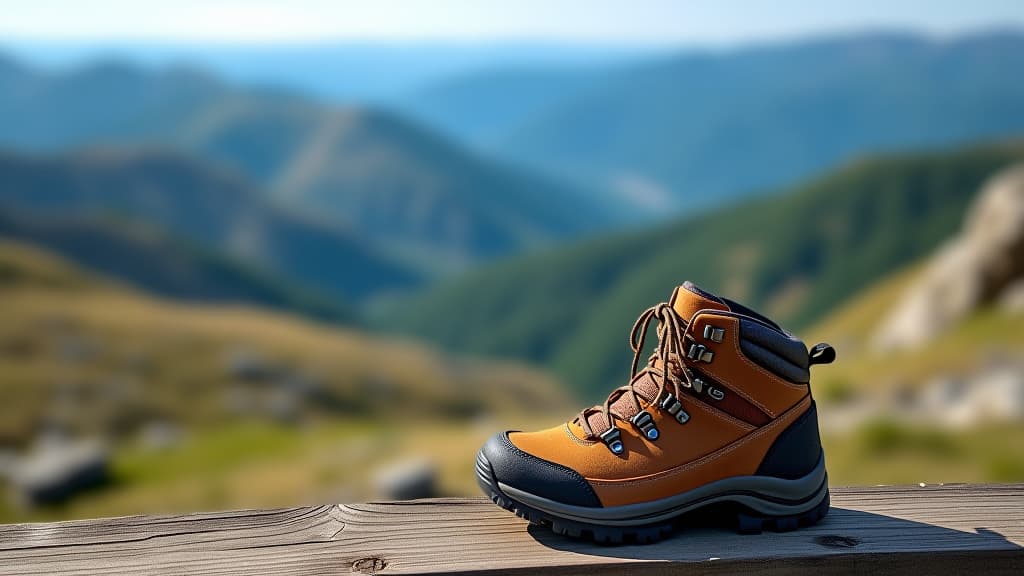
left=1, top=0, right=1022, bottom=45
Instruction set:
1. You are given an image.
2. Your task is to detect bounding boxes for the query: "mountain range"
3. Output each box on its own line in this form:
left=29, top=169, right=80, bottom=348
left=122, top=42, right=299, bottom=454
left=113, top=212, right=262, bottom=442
left=379, top=141, right=1024, bottom=399
left=402, top=31, right=1024, bottom=214
left=4, top=31, right=1023, bottom=271
left=2, top=31, right=1023, bottom=517
left=0, top=149, right=414, bottom=304
left=2, top=40, right=650, bottom=101
left=3, top=30, right=1024, bottom=363
left=0, top=208, right=353, bottom=322
left=0, top=54, right=615, bottom=270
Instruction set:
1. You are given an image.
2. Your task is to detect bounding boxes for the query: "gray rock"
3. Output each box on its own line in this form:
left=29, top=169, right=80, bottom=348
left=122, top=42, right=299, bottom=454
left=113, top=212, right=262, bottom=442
left=0, top=450, right=17, bottom=479
left=138, top=421, right=183, bottom=451
left=824, top=362, right=1024, bottom=431
left=224, top=347, right=279, bottom=382
left=921, top=363, right=1024, bottom=428
left=8, top=438, right=109, bottom=507
left=372, top=458, right=437, bottom=501
left=875, top=164, right=1024, bottom=350
left=998, top=278, right=1024, bottom=312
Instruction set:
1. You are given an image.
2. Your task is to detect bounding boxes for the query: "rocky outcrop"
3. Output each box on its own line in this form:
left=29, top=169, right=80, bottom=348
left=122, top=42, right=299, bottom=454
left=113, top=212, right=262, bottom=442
left=373, top=458, right=437, bottom=500
left=875, top=164, right=1024, bottom=350
left=6, top=438, right=109, bottom=507
left=820, top=359, right=1024, bottom=432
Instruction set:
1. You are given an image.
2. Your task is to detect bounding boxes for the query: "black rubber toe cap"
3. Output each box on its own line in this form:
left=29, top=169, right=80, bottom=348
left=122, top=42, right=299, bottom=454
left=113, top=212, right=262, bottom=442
left=479, top=432, right=601, bottom=508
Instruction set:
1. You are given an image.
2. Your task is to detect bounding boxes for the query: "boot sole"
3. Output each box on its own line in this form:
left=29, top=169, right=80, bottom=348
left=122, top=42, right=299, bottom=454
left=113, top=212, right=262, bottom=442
left=476, top=450, right=830, bottom=544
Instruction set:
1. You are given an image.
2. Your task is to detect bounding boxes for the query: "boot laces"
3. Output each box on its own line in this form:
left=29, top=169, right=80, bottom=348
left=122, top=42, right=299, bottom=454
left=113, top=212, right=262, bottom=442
left=576, top=302, right=698, bottom=439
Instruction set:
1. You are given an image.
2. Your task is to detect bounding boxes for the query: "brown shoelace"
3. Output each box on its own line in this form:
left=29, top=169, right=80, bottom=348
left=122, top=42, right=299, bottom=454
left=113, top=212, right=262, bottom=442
left=577, top=302, right=699, bottom=439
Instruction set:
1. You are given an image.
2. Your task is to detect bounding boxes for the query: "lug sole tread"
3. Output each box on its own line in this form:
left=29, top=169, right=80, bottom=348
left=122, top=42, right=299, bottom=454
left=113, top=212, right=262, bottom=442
left=477, top=451, right=829, bottom=544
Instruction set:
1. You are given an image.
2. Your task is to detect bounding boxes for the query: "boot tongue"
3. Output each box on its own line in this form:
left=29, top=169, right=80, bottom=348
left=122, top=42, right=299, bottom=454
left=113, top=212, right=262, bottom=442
left=670, top=281, right=730, bottom=322
left=581, top=281, right=730, bottom=436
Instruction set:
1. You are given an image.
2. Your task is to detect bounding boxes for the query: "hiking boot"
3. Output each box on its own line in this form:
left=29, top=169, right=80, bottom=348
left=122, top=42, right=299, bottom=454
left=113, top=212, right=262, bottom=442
left=476, top=281, right=835, bottom=543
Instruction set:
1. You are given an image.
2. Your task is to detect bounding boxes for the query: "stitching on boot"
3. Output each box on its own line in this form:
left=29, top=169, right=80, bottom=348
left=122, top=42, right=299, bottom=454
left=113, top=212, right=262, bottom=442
left=586, top=394, right=811, bottom=487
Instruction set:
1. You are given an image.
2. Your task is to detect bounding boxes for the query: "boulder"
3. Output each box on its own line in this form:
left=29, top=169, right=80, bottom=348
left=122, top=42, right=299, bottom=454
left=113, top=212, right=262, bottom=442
left=372, top=458, right=437, bottom=500
left=874, top=164, right=1024, bottom=350
left=7, top=438, right=109, bottom=507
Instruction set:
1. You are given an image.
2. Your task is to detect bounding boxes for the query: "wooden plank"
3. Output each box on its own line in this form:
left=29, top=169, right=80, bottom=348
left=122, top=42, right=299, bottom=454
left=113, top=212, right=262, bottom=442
left=0, top=484, right=1021, bottom=575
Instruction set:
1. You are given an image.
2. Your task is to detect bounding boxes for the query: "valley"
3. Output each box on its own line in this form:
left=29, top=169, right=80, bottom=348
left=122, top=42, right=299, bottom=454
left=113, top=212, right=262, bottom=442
left=1, top=26, right=1023, bottom=523
left=382, top=141, right=1024, bottom=399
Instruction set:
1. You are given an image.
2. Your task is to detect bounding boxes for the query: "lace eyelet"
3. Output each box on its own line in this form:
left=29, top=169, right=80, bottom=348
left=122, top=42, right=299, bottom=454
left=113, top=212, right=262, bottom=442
left=703, top=324, right=725, bottom=343
left=687, top=343, right=714, bottom=363
left=658, top=393, right=690, bottom=425
left=599, top=427, right=625, bottom=454
left=630, top=410, right=659, bottom=441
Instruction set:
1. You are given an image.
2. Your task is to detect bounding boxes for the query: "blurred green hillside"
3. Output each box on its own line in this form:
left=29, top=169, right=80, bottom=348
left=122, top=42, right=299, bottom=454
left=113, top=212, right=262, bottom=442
left=0, top=239, right=569, bottom=443
left=3, top=140, right=1024, bottom=525
left=808, top=264, right=1024, bottom=485
left=2, top=27, right=1024, bottom=524
left=810, top=266, right=1024, bottom=400
left=0, top=240, right=570, bottom=521
left=382, top=142, right=1024, bottom=400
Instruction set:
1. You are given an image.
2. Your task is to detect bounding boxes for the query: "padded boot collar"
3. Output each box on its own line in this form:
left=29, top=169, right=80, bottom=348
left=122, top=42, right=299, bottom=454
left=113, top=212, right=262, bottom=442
left=670, top=281, right=730, bottom=321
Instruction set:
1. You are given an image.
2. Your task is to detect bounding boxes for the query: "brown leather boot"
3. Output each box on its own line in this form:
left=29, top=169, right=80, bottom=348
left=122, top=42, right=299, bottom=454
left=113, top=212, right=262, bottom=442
left=477, top=281, right=835, bottom=543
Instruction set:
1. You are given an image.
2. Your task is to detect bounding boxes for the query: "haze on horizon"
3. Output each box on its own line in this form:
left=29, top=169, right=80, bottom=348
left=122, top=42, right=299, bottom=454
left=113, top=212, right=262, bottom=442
left=1, top=0, right=1022, bottom=47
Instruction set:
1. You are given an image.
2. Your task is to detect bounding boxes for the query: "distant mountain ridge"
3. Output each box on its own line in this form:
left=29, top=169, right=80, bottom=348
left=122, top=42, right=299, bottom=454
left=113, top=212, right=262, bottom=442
left=2, top=40, right=651, bottom=101
left=400, top=66, right=596, bottom=150
left=0, top=55, right=616, bottom=268
left=0, top=208, right=353, bottom=322
left=379, top=141, right=1024, bottom=400
left=0, top=148, right=415, bottom=303
left=400, top=31, right=1024, bottom=215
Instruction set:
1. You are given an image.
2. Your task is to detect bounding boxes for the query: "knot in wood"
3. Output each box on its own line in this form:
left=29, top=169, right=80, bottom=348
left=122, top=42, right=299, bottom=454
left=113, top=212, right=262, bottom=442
left=352, top=557, right=387, bottom=574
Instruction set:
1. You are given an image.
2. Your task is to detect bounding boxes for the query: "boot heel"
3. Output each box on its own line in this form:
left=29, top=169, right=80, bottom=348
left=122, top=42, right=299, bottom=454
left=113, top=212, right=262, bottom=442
left=735, top=489, right=830, bottom=534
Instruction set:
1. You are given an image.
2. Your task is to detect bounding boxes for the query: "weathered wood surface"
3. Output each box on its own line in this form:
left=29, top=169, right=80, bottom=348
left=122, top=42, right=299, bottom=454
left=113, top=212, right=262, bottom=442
left=0, top=484, right=1021, bottom=575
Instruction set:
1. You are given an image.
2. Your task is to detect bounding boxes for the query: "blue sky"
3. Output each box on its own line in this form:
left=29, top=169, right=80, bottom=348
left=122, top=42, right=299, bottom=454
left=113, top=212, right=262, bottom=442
left=1, top=0, right=1022, bottom=45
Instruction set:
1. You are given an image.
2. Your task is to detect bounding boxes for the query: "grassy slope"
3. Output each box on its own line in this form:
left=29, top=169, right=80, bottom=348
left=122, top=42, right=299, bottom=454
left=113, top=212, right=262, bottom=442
left=805, top=263, right=1024, bottom=486
left=0, top=241, right=570, bottom=521
left=821, top=423, right=1024, bottom=486
left=384, top=142, right=1024, bottom=400
left=11, top=418, right=558, bottom=523
left=808, top=266, right=1024, bottom=399
left=0, top=240, right=570, bottom=443
left=3, top=241, right=1021, bottom=522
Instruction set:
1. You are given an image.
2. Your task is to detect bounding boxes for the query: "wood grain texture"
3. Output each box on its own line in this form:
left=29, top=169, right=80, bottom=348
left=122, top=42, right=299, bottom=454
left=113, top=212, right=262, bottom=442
left=0, top=484, right=1021, bottom=575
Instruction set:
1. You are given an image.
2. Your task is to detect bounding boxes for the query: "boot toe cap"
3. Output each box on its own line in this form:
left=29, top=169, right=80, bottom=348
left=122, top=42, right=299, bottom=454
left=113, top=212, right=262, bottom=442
left=477, top=432, right=601, bottom=508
